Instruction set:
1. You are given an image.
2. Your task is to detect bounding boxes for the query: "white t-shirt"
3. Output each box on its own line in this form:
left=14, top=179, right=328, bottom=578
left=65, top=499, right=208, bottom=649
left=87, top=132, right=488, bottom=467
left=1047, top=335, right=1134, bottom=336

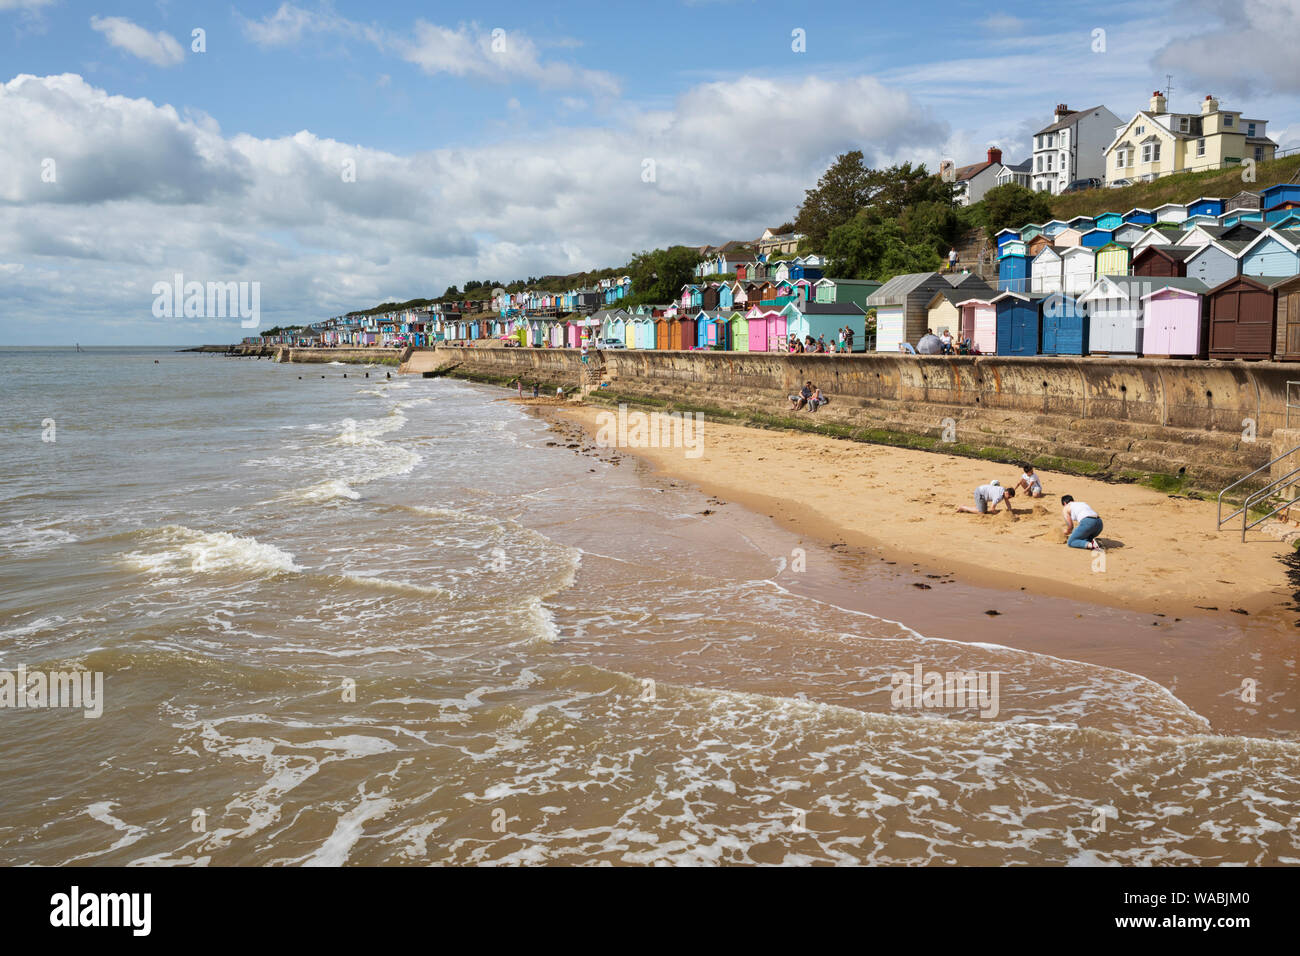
left=978, top=484, right=1005, bottom=504
left=1022, top=471, right=1042, bottom=491
left=1067, top=501, right=1098, bottom=522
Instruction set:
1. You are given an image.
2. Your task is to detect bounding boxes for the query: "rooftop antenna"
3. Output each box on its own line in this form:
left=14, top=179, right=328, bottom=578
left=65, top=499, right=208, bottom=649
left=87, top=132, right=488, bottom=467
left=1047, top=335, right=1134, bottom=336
left=1164, top=74, right=1175, bottom=105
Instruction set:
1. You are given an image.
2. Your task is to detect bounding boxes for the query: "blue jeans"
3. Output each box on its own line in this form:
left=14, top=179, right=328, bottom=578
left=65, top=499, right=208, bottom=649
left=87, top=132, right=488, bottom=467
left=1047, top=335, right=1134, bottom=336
left=1068, top=516, right=1103, bottom=548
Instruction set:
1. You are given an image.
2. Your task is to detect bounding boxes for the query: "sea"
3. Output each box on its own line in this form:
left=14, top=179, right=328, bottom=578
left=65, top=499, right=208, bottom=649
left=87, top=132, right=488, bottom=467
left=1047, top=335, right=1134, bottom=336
left=1, top=346, right=1297, bottom=865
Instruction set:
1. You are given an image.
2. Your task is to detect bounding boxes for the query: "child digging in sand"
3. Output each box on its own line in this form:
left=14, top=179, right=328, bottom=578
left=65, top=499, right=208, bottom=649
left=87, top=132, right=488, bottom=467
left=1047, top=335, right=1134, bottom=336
left=956, top=481, right=1016, bottom=515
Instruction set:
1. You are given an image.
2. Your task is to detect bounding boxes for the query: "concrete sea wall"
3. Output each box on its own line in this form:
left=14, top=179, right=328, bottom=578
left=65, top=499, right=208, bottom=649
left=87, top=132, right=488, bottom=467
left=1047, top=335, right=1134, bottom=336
left=407, top=345, right=1294, bottom=490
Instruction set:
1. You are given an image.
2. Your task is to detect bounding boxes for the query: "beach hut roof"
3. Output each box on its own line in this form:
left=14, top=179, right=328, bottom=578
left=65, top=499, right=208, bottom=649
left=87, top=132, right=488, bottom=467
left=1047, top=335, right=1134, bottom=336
left=1137, top=245, right=1197, bottom=263
left=1240, top=227, right=1300, bottom=256
left=865, top=272, right=945, bottom=306
left=990, top=290, right=1048, bottom=304
left=791, top=301, right=867, bottom=315
left=1206, top=274, right=1294, bottom=295
left=943, top=273, right=991, bottom=290
left=925, top=288, right=971, bottom=308
left=1138, top=280, right=1211, bottom=301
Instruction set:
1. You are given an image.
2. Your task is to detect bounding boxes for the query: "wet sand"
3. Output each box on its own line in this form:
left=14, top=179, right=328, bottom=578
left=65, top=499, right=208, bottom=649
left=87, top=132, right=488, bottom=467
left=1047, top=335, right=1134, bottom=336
left=543, top=403, right=1298, bottom=622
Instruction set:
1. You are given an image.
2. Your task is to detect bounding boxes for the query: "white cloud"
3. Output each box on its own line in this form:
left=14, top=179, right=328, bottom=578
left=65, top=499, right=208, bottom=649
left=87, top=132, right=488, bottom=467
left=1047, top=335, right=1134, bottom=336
left=0, top=72, right=944, bottom=341
left=0, top=0, right=55, bottom=9
left=89, top=16, right=185, bottom=68
left=239, top=5, right=620, bottom=98
left=1153, top=0, right=1300, bottom=96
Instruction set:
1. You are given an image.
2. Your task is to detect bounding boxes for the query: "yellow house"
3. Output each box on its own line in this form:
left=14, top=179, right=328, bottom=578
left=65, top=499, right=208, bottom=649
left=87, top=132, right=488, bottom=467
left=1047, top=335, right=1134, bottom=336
left=1104, top=92, right=1276, bottom=186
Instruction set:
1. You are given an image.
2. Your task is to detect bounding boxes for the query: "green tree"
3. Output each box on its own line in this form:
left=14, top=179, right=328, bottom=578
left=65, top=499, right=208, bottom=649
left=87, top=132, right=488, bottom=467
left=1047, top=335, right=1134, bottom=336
left=977, top=184, right=1054, bottom=235
left=825, top=212, right=942, bottom=281
left=443, top=285, right=460, bottom=298
left=795, top=151, right=876, bottom=248
left=626, top=246, right=701, bottom=304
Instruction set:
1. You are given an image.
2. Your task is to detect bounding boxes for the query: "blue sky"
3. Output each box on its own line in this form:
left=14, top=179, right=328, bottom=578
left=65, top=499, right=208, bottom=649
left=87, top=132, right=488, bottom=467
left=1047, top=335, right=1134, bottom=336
left=1, top=0, right=1297, bottom=343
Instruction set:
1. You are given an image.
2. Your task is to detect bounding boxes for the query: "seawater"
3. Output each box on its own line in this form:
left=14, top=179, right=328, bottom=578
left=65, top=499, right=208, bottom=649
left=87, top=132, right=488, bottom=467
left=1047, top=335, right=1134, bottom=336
left=1, top=347, right=1296, bottom=865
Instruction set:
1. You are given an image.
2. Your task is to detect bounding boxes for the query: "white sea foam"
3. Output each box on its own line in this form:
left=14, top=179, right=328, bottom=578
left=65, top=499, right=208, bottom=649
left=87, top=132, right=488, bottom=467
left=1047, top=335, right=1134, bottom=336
left=124, top=526, right=301, bottom=576
left=287, top=479, right=361, bottom=503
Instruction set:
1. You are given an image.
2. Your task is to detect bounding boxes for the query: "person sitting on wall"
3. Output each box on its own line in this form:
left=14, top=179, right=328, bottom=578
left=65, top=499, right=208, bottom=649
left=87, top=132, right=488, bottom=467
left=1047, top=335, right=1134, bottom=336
left=940, top=329, right=954, bottom=354
left=844, top=326, right=855, bottom=352
left=789, top=381, right=813, bottom=411
left=956, top=480, right=1016, bottom=515
left=808, top=386, right=829, bottom=412
left=899, top=341, right=917, bottom=355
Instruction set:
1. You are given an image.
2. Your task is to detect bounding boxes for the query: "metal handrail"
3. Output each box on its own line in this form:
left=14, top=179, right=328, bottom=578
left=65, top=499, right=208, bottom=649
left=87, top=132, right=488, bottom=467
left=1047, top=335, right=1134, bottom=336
left=1217, top=442, right=1300, bottom=529
left=1241, top=466, right=1300, bottom=540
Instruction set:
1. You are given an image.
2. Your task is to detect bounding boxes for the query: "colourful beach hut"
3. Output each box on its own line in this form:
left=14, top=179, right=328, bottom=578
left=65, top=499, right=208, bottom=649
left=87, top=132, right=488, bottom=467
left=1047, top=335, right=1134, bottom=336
left=1094, top=241, right=1132, bottom=278
left=694, top=310, right=729, bottom=349
left=1080, top=276, right=1149, bottom=356
left=1207, top=274, right=1286, bottom=360
left=1187, top=197, right=1225, bottom=218
left=1122, top=208, right=1155, bottom=225
left=1061, top=246, right=1096, bottom=296
left=1132, top=245, right=1194, bottom=278
left=998, top=250, right=1031, bottom=293
left=994, top=228, right=1020, bottom=254
left=865, top=273, right=950, bottom=352
left=727, top=311, right=749, bottom=352
left=1187, top=240, right=1247, bottom=289
left=655, top=318, right=671, bottom=350
left=1080, top=228, right=1114, bottom=248
left=782, top=301, right=867, bottom=350
left=1039, top=292, right=1089, bottom=355
left=1272, top=275, right=1300, bottom=361
left=956, top=297, right=997, bottom=354
left=1031, top=246, right=1063, bottom=294
left=993, top=291, right=1045, bottom=356
left=1140, top=281, right=1210, bottom=358
left=1241, top=229, right=1300, bottom=278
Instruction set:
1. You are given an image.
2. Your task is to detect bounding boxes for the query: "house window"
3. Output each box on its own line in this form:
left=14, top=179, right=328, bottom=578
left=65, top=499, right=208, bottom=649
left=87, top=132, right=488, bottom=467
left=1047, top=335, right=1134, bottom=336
left=1142, top=143, right=1161, bottom=163
left=1248, top=122, right=1257, bottom=136
left=1047, top=155, right=1054, bottom=171
left=1036, top=156, right=1043, bottom=172
left=1136, top=125, right=1145, bottom=135
left=1224, top=114, right=1234, bottom=127
left=1197, top=138, right=1206, bottom=157
left=1256, top=146, right=1264, bottom=160
left=1179, top=117, right=1189, bottom=132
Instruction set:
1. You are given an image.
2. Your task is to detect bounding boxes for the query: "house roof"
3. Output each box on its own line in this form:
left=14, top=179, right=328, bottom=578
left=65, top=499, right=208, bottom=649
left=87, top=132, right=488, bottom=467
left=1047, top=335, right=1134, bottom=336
left=1036, top=105, right=1108, bottom=135
left=999, top=158, right=1032, bottom=173
left=944, top=273, right=993, bottom=291
left=926, top=288, right=972, bottom=307
left=953, top=158, right=998, bottom=183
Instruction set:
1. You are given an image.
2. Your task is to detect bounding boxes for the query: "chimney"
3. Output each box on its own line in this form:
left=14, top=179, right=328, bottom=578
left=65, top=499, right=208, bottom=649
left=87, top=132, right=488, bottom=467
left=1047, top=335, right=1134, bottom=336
left=1202, top=94, right=1219, bottom=115
left=1054, top=104, right=1071, bottom=122
left=1150, top=91, right=1166, bottom=114
left=987, top=147, right=1003, bottom=166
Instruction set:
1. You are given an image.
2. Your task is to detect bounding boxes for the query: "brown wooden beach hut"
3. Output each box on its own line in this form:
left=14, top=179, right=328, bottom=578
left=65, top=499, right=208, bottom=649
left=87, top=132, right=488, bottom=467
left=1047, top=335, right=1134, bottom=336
left=1132, top=245, right=1194, bottom=278
left=1273, top=275, right=1300, bottom=361
left=655, top=317, right=671, bottom=350
left=1207, top=274, right=1288, bottom=360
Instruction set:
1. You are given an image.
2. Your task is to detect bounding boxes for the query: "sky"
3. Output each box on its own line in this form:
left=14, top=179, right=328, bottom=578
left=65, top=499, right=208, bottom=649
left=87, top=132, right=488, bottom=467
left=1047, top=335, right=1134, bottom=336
left=2, top=0, right=1299, bottom=344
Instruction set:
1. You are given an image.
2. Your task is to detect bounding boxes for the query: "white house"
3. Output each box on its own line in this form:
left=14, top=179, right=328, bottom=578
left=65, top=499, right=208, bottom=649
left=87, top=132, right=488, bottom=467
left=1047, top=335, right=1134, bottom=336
left=1032, top=103, right=1122, bottom=194
left=995, top=158, right=1033, bottom=190
left=952, top=147, right=1007, bottom=205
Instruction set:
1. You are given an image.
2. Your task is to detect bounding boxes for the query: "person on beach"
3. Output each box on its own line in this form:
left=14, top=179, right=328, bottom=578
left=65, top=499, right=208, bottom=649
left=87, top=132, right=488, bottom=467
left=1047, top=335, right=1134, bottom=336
left=940, top=329, right=954, bottom=354
left=844, top=326, right=854, bottom=353
left=1016, top=464, right=1043, bottom=498
left=956, top=481, right=1015, bottom=515
left=1061, top=495, right=1103, bottom=550
left=808, top=386, right=829, bottom=412
left=789, top=381, right=813, bottom=411
left=532, top=382, right=540, bottom=399
left=836, top=328, right=845, bottom=353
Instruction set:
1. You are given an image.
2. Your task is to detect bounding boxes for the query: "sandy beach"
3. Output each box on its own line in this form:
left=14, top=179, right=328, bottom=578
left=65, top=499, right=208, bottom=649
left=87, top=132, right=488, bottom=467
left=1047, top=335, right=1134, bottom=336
left=544, top=402, right=1298, bottom=621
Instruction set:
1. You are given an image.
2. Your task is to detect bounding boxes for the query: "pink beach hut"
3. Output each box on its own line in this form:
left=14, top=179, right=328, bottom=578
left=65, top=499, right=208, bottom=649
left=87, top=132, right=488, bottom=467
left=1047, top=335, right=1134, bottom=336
left=566, top=321, right=580, bottom=348
left=1139, top=283, right=1208, bottom=358
left=957, top=297, right=997, bottom=354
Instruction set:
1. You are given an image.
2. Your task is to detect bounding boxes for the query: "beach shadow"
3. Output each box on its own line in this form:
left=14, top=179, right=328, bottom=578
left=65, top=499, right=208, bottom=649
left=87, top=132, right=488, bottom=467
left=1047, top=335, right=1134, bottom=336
left=1096, top=537, right=1125, bottom=550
